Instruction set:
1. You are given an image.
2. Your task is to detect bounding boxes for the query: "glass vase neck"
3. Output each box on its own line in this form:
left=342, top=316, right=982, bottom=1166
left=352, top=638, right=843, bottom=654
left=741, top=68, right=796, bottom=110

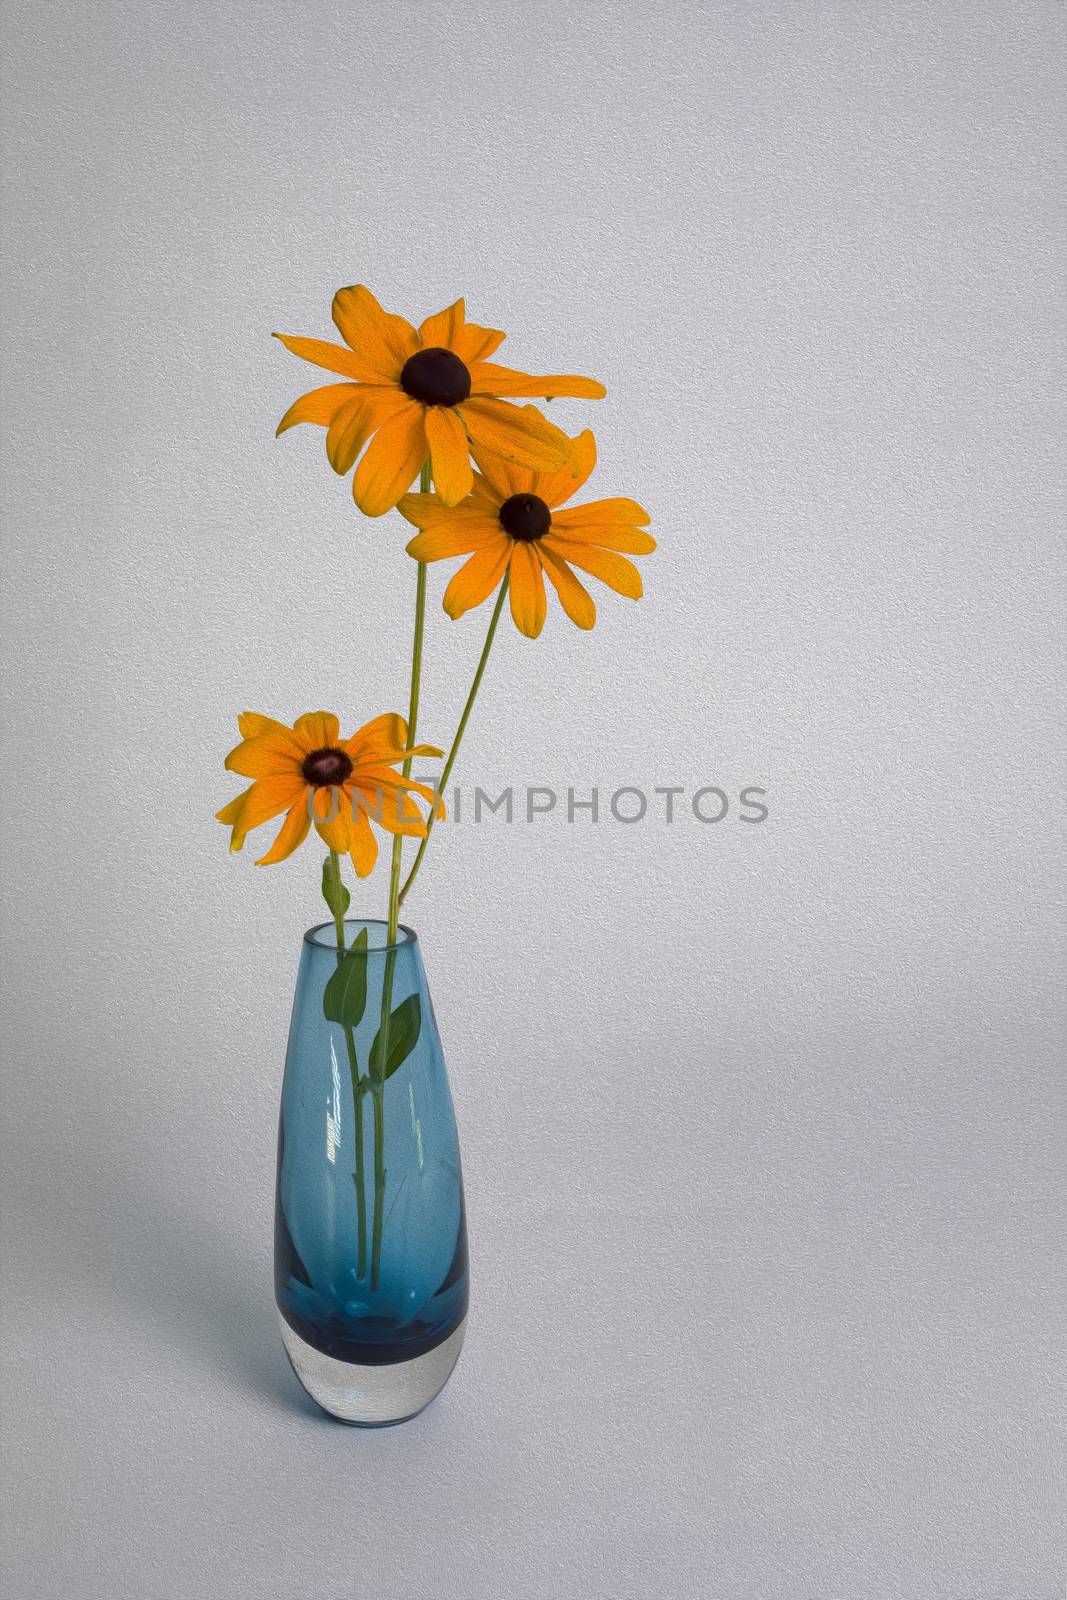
left=305, top=919, right=418, bottom=955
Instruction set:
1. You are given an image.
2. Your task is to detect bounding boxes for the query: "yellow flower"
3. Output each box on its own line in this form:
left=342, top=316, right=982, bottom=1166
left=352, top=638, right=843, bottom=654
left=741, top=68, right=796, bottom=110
left=216, top=711, right=443, bottom=877
left=397, top=431, right=654, bottom=639
left=274, top=287, right=606, bottom=517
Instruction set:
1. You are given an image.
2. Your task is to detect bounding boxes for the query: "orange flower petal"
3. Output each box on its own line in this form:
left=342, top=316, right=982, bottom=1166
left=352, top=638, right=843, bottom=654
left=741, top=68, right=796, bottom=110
left=468, top=362, right=606, bottom=400
left=530, top=429, right=598, bottom=508
left=419, top=298, right=466, bottom=350
left=272, top=333, right=374, bottom=383
left=224, top=736, right=304, bottom=780
left=313, top=787, right=352, bottom=852
left=548, top=516, right=656, bottom=555
left=551, top=496, right=651, bottom=528
left=293, top=711, right=341, bottom=750
left=344, top=712, right=408, bottom=765
left=508, top=542, right=548, bottom=638
left=398, top=494, right=498, bottom=531
left=540, top=537, right=644, bottom=599
left=276, top=382, right=361, bottom=436
left=396, top=491, right=442, bottom=528
left=331, top=285, right=420, bottom=380
left=216, top=774, right=306, bottom=852
left=359, top=768, right=444, bottom=818
left=442, top=541, right=512, bottom=619
left=215, top=795, right=243, bottom=826
left=324, top=392, right=366, bottom=473
left=406, top=513, right=502, bottom=562
left=236, top=713, right=307, bottom=759
left=468, top=470, right=503, bottom=512
left=425, top=407, right=474, bottom=505
left=348, top=808, right=379, bottom=878
left=365, top=785, right=432, bottom=836
left=255, top=796, right=312, bottom=865
left=326, top=388, right=409, bottom=475
left=310, top=785, right=337, bottom=819
left=538, top=546, right=597, bottom=630
left=458, top=397, right=571, bottom=471
left=451, top=321, right=506, bottom=365
left=352, top=405, right=427, bottom=516
left=467, top=442, right=537, bottom=500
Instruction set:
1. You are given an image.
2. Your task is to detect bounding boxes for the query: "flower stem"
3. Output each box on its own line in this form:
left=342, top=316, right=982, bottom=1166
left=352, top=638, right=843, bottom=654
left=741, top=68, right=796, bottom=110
left=372, top=460, right=431, bottom=1291
left=398, top=572, right=509, bottom=909
left=371, top=1082, right=385, bottom=1291
left=386, top=461, right=431, bottom=944
left=328, top=849, right=367, bottom=1280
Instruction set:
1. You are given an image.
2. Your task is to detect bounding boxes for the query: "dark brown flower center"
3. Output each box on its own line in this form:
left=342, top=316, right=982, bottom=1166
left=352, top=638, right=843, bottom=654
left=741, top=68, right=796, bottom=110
left=302, top=746, right=353, bottom=787
left=499, top=493, right=551, bottom=541
left=400, top=347, right=472, bottom=407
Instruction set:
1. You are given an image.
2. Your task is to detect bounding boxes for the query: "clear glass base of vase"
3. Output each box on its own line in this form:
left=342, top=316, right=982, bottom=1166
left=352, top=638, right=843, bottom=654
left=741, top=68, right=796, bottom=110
left=278, top=1312, right=467, bottom=1426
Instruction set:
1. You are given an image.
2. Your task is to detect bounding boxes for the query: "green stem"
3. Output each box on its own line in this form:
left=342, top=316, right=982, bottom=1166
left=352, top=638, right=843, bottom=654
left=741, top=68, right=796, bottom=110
left=387, top=461, right=431, bottom=944
left=398, top=572, right=509, bottom=909
left=328, top=849, right=367, bottom=1280
left=372, top=461, right=431, bottom=1291
left=371, top=1085, right=386, bottom=1291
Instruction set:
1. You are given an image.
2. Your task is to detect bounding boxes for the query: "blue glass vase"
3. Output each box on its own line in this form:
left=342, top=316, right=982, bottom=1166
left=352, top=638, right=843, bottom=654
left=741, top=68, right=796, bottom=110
left=274, top=920, right=468, bottom=1424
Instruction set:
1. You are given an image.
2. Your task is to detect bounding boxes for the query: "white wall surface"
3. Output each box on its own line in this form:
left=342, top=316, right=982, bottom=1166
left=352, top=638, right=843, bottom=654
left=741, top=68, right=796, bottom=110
left=1, top=2, right=1064, bottom=1597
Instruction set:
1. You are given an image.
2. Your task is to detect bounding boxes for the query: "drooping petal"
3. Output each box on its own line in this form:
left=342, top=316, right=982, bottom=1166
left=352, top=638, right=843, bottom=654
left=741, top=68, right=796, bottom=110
left=424, top=407, right=474, bottom=505
left=311, top=785, right=339, bottom=820
left=215, top=795, right=244, bottom=826
left=367, top=783, right=432, bottom=837
left=359, top=767, right=445, bottom=818
left=419, top=298, right=466, bottom=350
left=508, top=541, right=548, bottom=638
left=272, top=333, right=375, bottom=383
left=313, top=786, right=353, bottom=852
left=551, top=495, right=652, bottom=528
left=347, top=807, right=379, bottom=878
left=469, top=362, right=606, bottom=400
left=538, top=546, right=597, bottom=630
left=530, top=429, right=598, bottom=507
left=326, top=388, right=409, bottom=475
left=325, top=393, right=367, bottom=474
left=406, top=514, right=502, bottom=562
left=540, top=536, right=644, bottom=599
left=352, top=404, right=427, bottom=516
left=331, top=285, right=420, bottom=379
left=293, top=711, right=341, bottom=750
left=276, top=382, right=361, bottom=436
left=458, top=397, right=570, bottom=470
left=442, top=540, right=512, bottom=619
left=215, top=774, right=306, bottom=852
left=224, top=735, right=304, bottom=780
left=255, top=795, right=312, bottom=865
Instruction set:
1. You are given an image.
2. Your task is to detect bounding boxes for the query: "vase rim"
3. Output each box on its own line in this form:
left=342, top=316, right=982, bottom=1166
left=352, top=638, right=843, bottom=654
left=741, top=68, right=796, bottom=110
left=305, top=919, right=418, bottom=954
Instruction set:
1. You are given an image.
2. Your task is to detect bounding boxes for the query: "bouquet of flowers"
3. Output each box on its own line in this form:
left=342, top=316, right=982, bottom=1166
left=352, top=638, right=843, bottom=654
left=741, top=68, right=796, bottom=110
left=215, top=286, right=654, bottom=1422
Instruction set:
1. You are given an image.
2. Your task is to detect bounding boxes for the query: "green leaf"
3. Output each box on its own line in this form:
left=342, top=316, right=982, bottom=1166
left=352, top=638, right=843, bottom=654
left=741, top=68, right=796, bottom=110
left=320, top=853, right=350, bottom=921
left=369, top=993, right=422, bottom=1083
left=323, top=926, right=369, bottom=1028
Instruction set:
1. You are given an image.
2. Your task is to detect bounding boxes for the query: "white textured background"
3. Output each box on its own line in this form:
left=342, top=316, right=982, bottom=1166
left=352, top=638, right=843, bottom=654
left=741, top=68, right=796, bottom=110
left=2, top=2, right=1064, bottom=1597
